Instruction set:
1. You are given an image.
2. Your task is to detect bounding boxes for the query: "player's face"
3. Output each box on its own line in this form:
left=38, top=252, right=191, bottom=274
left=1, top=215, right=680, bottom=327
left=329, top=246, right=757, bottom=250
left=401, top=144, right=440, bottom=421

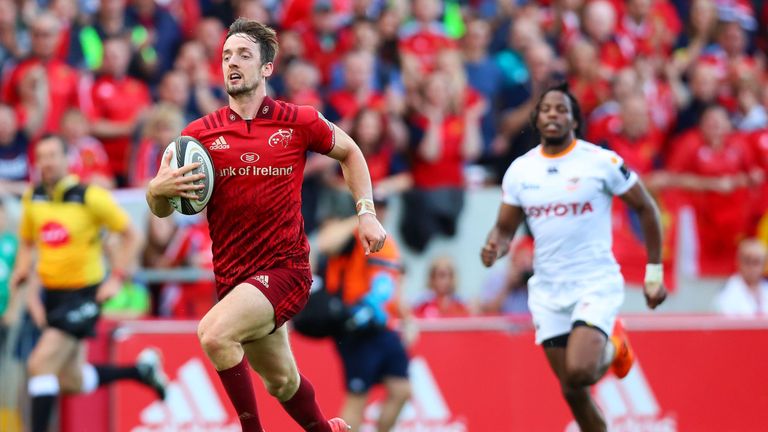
left=536, top=91, right=577, bottom=145
left=222, top=34, right=272, bottom=97
left=35, top=137, right=68, bottom=186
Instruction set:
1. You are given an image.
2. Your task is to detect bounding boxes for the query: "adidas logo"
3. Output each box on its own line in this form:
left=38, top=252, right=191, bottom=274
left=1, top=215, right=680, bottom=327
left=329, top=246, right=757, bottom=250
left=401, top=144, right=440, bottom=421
left=210, top=136, right=230, bottom=150
left=363, top=356, right=467, bottom=431
left=253, top=274, right=269, bottom=289
left=136, top=358, right=239, bottom=431
left=566, top=361, right=677, bottom=432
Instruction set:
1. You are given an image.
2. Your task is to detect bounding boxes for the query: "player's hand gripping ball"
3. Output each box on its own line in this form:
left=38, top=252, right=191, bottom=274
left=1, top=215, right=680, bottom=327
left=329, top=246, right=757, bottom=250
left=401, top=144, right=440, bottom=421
left=164, top=136, right=215, bottom=215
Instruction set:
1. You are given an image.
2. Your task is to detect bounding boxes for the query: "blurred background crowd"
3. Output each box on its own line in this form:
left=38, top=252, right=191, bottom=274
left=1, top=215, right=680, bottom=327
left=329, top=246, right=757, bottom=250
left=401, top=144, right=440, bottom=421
left=1, top=0, right=768, bottom=323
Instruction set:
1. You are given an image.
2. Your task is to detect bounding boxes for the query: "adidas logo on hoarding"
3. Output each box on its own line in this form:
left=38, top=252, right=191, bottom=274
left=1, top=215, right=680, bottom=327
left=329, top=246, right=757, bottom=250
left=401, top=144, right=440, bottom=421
left=363, top=357, right=467, bottom=432
left=210, top=137, right=230, bottom=150
left=566, top=361, right=677, bottom=432
left=132, top=358, right=239, bottom=432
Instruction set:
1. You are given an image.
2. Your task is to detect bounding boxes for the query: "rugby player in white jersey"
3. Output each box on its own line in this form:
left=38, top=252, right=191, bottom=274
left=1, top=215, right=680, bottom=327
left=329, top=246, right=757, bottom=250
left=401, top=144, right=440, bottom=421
left=481, top=82, right=667, bottom=432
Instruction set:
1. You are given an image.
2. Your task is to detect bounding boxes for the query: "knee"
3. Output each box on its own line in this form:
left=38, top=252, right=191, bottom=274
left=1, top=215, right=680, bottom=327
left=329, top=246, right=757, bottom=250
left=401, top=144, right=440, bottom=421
left=564, top=365, right=600, bottom=389
left=27, top=352, right=49, bottom=376
left=197, top=320, right=230, bottom=356
left=265, top=373, right=299, bottom=401
left=561, top=381, right=591, bottom=406
left=389, top=381, right=412, bottom=403
left=58, top=373, right=81, bottom=394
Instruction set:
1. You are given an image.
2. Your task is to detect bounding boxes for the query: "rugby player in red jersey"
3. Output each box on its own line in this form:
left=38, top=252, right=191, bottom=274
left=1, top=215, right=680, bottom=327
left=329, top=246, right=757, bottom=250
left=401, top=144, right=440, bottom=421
left=146, top=18, right=386, bottom=432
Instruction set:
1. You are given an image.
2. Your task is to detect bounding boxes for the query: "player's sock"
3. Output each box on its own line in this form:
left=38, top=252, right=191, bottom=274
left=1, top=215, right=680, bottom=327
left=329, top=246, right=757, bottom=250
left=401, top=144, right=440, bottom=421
left=93, top=364, right=142, bottom=385
left=280, top=374, right=332, bottom=432
left=29, top=374, right=59, bottom=432
left=217, top=357, right=263, bottom=432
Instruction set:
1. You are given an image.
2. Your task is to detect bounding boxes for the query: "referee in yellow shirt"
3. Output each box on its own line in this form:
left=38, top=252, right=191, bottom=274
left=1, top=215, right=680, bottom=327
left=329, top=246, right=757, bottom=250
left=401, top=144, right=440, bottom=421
left=5, top=136, right=167, bottom=432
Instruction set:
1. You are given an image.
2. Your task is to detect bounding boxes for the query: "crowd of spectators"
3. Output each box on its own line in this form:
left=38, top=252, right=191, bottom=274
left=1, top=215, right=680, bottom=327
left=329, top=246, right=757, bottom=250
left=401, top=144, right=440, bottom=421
left=1, top=0, right=768, bottom=317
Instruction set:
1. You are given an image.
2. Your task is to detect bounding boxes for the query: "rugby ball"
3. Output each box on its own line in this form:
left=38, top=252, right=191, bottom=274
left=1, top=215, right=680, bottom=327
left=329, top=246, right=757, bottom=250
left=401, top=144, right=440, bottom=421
left=164, top=136, right=215, bottom=215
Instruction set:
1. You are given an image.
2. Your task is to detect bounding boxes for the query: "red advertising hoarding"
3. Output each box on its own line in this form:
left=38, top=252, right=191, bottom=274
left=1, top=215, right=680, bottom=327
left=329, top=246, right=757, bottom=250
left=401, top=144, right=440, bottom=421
left=64, top=316, right=768, bottom=432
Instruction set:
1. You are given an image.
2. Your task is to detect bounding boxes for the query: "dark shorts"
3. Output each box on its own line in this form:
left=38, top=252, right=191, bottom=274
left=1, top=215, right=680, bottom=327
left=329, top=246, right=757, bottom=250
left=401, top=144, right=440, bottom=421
left=44, top=285, right=100, bottom=339
left=335, top=328, right=409, bottom=394
left=243, top=268, right=312, bottom=331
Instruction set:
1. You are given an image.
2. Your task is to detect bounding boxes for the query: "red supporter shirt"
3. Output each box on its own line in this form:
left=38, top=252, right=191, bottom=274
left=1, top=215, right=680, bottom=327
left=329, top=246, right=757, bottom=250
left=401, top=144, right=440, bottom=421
left=567, top=77, right=611, bottom=117
left=667, top=130, right=754, bottom=275
left=412, top=296, right=470, bottom=318
left=299, top=27, right=354, bottom=85
left=749, top=130, right=768, bottom=219
left=2, top=58, right=81, bottom=133
left=181, top=98, right=335, bottom=296
left=617, top=0, right=681, bottom=55
left=399, top=24, right=457, bottom=73
left=409, top=113, right=466, bottom=189
left=326, top=90, right=386, bottom=121
left=366, top=143, right=396, bottom=185
left=596, top=38, right=632, bottom=74
left=163, top=219, right=215, bottom=318
left=86, top=76, right=151, bottom=177
left=604, top=127, right=664, bottom=175
left=67, top=137, right=111, bottom=183
left=132, top=138, right=164, bottom=187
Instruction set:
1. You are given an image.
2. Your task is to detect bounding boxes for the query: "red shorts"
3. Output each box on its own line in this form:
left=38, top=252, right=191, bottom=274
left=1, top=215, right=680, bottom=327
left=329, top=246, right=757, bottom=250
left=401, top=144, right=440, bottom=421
left=242, top=268, right=312, bottom=330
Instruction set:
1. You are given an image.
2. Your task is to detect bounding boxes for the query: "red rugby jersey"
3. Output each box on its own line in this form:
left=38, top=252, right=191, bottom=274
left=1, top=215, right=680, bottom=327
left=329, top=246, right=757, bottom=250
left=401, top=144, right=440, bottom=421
left=181, top=97, right=335, bottom=296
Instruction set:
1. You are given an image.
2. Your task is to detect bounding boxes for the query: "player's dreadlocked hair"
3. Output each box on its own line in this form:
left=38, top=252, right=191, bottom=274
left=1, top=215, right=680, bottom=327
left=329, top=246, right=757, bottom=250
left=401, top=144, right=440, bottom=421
left=227, top=18, right=279, bottom=65
left=529, top=81, right=584, bottom=138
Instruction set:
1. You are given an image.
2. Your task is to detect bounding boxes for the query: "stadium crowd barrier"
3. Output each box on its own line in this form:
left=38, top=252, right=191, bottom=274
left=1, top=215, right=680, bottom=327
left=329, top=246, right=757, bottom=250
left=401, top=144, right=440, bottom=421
left=59, top=315, right=768, bottom=432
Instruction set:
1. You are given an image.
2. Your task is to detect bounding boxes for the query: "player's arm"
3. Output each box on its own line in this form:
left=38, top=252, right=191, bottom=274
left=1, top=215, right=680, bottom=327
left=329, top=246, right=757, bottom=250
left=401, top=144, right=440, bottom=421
left=481, top=203, right=525, bottom=267
left=8, top=239, right=33, bottom=297
left=98, top=222, right=141, bottom=303
left=87, top=187, right=143, bottom=302
left=106, top=222, right=141, bottom=280
left=146, top=149, right=205, bottom=218
left=620, top=180, right=667, bottom=309
left=5, top=238, right=36, bottom=325
left=316, top=215, right=358, bottom=255
left=326, top=126, right=386, bottom=254
left=9, top=192, right=35, bottom=296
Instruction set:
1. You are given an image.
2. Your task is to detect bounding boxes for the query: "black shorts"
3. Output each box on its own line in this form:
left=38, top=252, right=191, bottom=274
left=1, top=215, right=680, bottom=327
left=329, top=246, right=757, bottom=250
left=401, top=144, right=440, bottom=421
left=335, top=328, right=409, bottom=394
left=44, top=285, right=100, bottom=339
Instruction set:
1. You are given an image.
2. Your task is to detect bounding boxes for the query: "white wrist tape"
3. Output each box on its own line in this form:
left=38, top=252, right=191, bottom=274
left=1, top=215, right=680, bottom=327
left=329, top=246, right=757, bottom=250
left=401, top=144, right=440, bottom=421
left=644, top=263, right=663, bottom=285
left=356, top=198, right=376, bottom=216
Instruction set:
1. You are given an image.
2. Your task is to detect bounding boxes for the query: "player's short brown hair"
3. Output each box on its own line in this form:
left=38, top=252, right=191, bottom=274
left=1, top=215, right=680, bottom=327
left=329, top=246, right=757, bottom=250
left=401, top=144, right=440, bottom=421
left=226, top=18, right=279, bottom=65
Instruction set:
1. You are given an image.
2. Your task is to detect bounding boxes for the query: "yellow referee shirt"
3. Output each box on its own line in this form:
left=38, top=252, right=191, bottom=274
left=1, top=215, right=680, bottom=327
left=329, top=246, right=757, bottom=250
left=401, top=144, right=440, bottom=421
left=19, top=175, right=129, bottom=290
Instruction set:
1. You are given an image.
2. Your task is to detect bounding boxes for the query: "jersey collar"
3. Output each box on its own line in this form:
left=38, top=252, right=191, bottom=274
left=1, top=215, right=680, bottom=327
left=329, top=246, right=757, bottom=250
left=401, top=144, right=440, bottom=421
left=540, top=139, right=578, bottom=159
left=226, top=96, right=278, bottom=122
left=50, top=175, right=80, bottom=201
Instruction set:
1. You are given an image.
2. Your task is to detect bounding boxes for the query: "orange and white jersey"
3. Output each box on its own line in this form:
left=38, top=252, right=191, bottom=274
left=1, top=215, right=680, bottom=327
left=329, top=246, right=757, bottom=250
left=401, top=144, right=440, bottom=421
left=501, top=139, right=638, bottom=284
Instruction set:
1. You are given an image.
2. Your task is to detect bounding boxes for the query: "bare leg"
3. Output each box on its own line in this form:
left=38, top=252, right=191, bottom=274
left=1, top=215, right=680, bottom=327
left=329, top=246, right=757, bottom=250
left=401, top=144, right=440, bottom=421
left=197, top=283, right=277, bottom=432
left=197, top=283, right=275, bottom=370
left=243, top=325, right=300, bottom=401
left=58, top=342, right=86, bottom=394
left=376, top=377, right=410, bottom=432
left=244, top=324, right=331, bottom=432
left=543, top=326, right=611, bottom=432
left=27, top=328, right=79, bottom=432
left=339, top=392, right=367, bottom=431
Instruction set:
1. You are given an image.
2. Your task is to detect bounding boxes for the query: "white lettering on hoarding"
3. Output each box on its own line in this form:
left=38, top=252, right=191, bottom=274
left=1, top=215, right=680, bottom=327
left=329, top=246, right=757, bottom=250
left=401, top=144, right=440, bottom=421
left=133, top=358, right=239, bottom=432
left=360, top=357, right=468, bottom=431
left=565, top=362, right=677, bottom=432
